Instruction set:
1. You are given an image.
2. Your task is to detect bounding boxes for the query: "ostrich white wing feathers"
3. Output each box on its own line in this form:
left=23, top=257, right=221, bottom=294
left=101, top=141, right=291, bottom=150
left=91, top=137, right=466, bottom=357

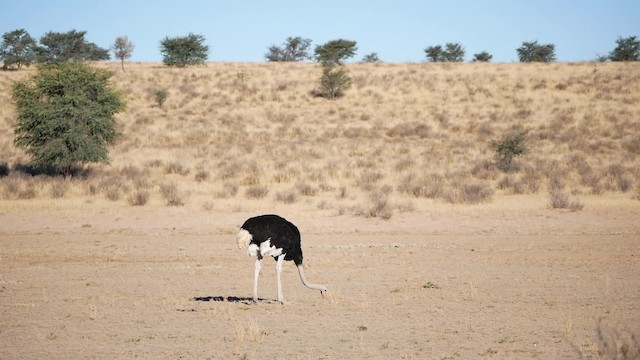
left=259, top=239, right=283, bottom=257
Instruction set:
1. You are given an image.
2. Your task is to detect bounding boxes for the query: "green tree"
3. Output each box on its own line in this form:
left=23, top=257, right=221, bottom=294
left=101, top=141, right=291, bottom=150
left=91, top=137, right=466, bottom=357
left=12, top=62, right=125, bottom=176
left=154, top=89, right=168, bottom=107
left=111, top=36, right=135, bottom=71
left=424, top=45, right=443, bottom=62
left=318, top=66, right=352, bottom=99
left=265, top=36, right=312, bottom=62
left=0, top=29, right=37, bottom=70
left=442, top=42, right=465, bottom=62
left=314, top=39, right=357, bottom=65
left=609, top=36, right=640, bottom=61
left=490, top=130, right=529, bottom=172
left=517, top=41, right=556, bottom=62
left=37, top=30, right=110, bottom=63
left=362, top=52, right=381, bottom=63
left=313, top=39, right=356, bottom=100
left=160, top=33, right=208, bottom=67
left=472, top=51, right=493, bottom=62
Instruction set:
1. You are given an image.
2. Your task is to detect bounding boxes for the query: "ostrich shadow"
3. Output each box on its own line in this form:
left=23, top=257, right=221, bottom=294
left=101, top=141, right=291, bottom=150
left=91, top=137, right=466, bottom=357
left=192, top=295, right=277, bottom=305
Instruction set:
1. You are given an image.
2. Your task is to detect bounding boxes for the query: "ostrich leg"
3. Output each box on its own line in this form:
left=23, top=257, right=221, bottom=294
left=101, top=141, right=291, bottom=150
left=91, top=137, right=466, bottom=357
left=253, top=257, right=262, bottom=302
left=276, top=254, right=285, bottom=303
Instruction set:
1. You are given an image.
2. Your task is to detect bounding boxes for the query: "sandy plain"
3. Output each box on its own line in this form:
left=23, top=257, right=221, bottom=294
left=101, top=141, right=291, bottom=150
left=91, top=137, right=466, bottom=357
left=1, top=195, right=639, bottom=359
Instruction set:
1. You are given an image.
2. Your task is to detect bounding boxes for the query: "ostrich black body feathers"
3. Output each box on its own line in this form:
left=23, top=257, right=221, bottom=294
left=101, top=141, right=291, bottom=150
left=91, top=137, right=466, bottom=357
left=240, top=214, right=303, bottom=266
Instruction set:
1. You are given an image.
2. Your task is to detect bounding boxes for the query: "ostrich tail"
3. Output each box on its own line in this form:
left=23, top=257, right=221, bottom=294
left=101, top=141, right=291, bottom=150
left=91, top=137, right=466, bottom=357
left=236, top=228, right=252, bottom=250
left=296, top=265, right=327, bottom=297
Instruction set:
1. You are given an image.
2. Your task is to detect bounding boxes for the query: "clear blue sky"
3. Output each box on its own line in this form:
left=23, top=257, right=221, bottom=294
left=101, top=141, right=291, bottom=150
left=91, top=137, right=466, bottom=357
left=2, top=0, right=639, bottom=63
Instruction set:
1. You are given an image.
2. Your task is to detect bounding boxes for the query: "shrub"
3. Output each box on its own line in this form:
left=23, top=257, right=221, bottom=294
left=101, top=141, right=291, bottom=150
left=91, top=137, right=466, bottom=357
left=361, top=190, right=393, bottom=219
left=214, top=183, right=239, bottom=199
left=128, top=190, right=149, bottom=206
left=490, top=130, right=529, bottom=172
left=164, top=161, right=190, bottom=176
left=549, top=190, right=583, bottom=211
left=245, top=186, right=269, bottom=199
left=317, top=66, right=352, bottom=99
left=460, top=182, right=494, bottom=204
left=154, top=89, right=168, bottom=107
left=296, top=181, right=318, bottom=196
left=275, top=189, right=298, bottom=204
left=160, top=182, right=185, bottom=206
left=397, top=173, right=445, bottom=199
left=194, top=170, right=209, bottom=182
left=105, top=187, right=121, bottom=201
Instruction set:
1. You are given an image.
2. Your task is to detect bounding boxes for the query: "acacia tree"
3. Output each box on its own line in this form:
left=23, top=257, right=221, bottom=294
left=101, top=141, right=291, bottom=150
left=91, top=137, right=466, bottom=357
left=425, top=43, right=464, bottom=62
left=160, top=33, right=208, bottom=67
left=0, top=29, right=37, bottom=70
left=442, top=42, right=465, bottom=62
left=314, top=39, right=357, bottom=66
left=37, top=30, right=110, bottom=63
left=490, top=130, right=529, bottom=172
left=265, top=36, right=312, bottom=62
left=609, top=36, right=640, bottom=61
left=112, top=36, right=134, bottom=71
left=12, top=62, right=125, bottom=176
left=362, top=52, right=381, bottom=63
left=517, top=41, right=556, bottom=62
left=472, top=51, right=493, bottom=62
left=314, top=39, right=357, bottom=99
left=424, top=45, right=444, bottom=62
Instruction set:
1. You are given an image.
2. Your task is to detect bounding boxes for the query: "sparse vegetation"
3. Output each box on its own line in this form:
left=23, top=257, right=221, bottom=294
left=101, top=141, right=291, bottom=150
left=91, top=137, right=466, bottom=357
left=1, top=62, right=639, bottom=212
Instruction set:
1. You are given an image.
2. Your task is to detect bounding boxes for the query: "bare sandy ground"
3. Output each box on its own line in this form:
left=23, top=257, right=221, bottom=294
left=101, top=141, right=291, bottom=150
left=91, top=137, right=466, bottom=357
left=1, top=195, right=639, bottom=359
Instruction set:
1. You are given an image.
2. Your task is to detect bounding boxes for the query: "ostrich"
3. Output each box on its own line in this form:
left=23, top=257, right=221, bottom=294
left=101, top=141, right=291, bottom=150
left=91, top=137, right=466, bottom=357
left=236, top=214, right=327, bottom=303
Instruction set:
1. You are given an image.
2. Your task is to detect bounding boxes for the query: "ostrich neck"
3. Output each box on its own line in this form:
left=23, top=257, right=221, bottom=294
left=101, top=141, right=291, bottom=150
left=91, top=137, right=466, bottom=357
left=296, top=265, right=326, bottom=291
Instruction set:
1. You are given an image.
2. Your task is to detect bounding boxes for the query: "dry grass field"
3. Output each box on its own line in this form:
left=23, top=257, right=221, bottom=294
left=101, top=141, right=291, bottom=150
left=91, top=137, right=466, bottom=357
left=1, top=62, right=639, bottom=359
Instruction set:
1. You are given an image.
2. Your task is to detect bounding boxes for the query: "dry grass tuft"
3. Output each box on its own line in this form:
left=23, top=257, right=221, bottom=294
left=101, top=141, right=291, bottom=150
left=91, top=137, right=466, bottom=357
left=245, top=185, right=269, bottom=199
left=275, top=188, right=299, bottom=204
left=159, top=182, right=185, bottom=206
left=127, top=190, right=150, bottom=206
left=235, top=318, right=264, bottom=343
left=549, top=190, right=584, bottom=211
